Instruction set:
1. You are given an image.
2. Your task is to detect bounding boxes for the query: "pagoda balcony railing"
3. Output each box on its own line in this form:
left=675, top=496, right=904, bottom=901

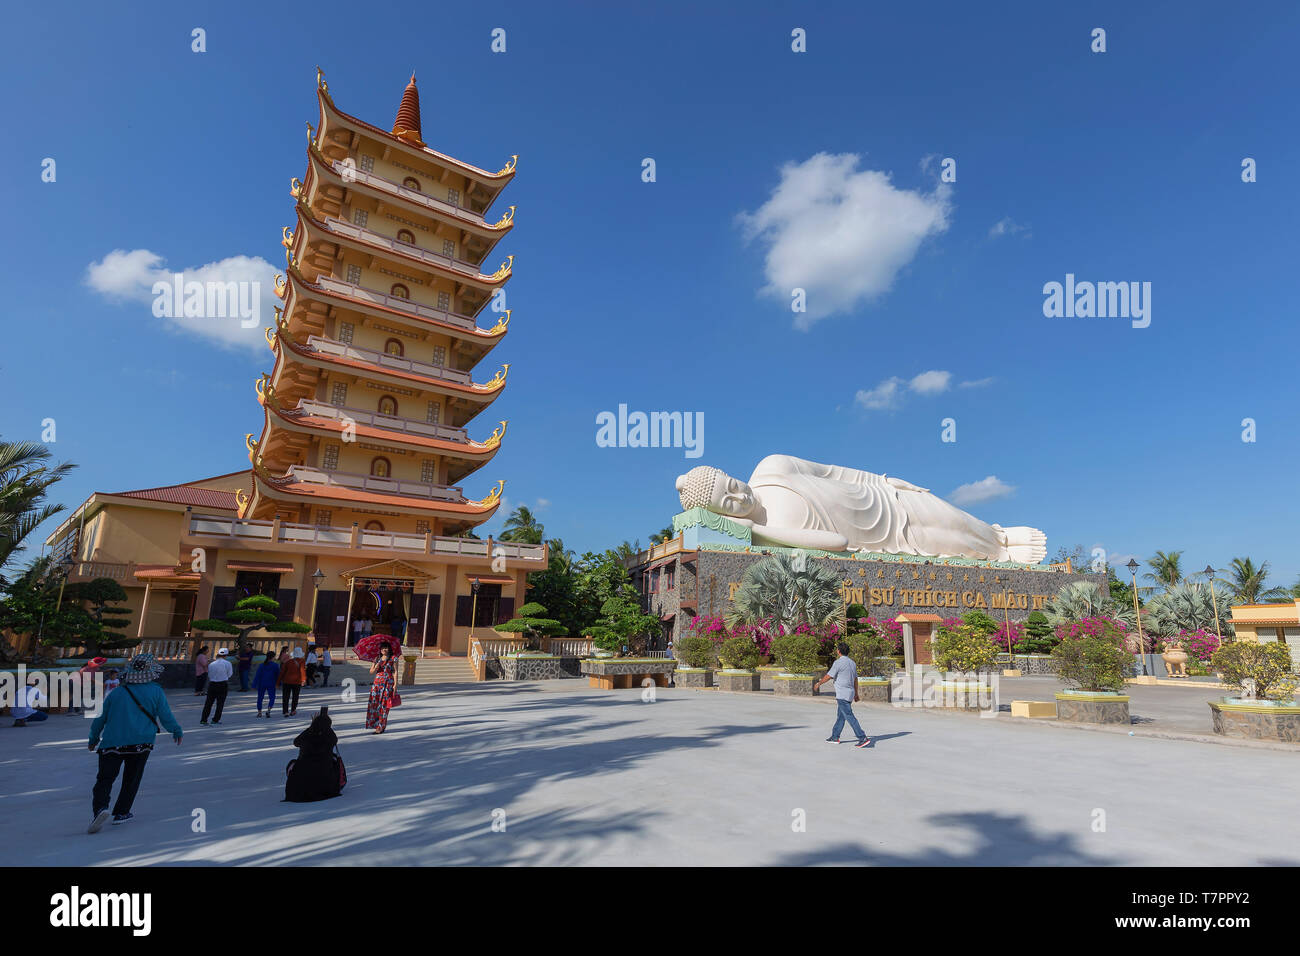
left=322, top=216, right=483, bottom=279
left=313, top=275, right=479, bottom=332
left=303, top=335, right=473, bottom=385
left=292, top=399, right=469, bottom=443
left=186, top=514, right=546, bottom=561
left=329, top=160, right=494, bottom=231
left=286, top=464, right=464, bottom=502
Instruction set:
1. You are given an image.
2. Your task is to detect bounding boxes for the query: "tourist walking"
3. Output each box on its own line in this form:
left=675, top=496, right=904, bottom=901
left=200, top=648, right=233, bottom=724
left=278, top=647, right=307, bottom=717
left=254, top=652, right=279, bottom=717
left=87, top=653, right=183, bottom=832
left=284, top=708, right=344, bottom=802
left=813, top=642, right=870, bottom=748
left=365, top=643, right=398, bottom=735
left=193, top=645, right=209, bottom=695
left=305, top=646, right=319, bottom=687
left=237, top=643, right=255, bottom=692
left=320, top=646, right=332, bottom=687
left=11, top=677, right=47, bottom=726
left=278, top=645, right=291, bottom=665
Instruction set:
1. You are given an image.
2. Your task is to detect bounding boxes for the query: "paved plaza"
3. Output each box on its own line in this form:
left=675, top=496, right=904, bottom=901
left=3, top=677, right=1298, bottom=866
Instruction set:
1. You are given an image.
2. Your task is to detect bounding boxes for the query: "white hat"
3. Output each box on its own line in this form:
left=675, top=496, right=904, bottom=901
left=217, top=648, right=229, bottom=656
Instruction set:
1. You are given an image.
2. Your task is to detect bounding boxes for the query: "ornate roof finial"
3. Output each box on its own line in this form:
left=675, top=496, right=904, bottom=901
left=392, top=73, right=424, bottom=146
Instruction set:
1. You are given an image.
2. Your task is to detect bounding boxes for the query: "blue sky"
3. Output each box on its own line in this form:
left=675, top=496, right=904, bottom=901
left=3, top=0, right=1298, bottom=588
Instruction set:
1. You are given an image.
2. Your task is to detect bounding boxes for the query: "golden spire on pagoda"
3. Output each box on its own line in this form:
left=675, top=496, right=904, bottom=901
left=391, top=73, right=425, bottom=147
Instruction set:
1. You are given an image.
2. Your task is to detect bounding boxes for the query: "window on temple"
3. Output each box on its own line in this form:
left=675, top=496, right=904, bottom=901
left=359, top=154, right=375, bottom=173
left=345, top=264, right=362, bottom=285
left=390, top=283, right=410, bottom=299
left=384, top=338, right=404, bottom=357
left=370, top=457, right=391, bottom=478
left=329, top=382, right=347, bottom=406
left=650, top=570, right=660, bottom=593
left=432, top=345, right=447, bottom=367
left=665, top=565, right=675, bottom=590
left=455, top=583, right=502, bottom=626
left=353, top=208, right=369, bottom=228
left=396, top=229, right=415, bottom=245
left=442, top=239, right=456, bottom=258
left=316, top=510, right=333, bottom=527
left=426, top=401, right=440, bottom=424
left=322, top=445, right=339, bottom=470
left=378, top=395, right=398, bottom=416
left=436, top=291, right=450, bottom=311
left=364, top=520, right=385, bottom=531
left=338, top=322, right=354, bottom=344
left=447, top=187, right=460, bottom=206
left=415, top=520, right=430, bottom=535
left=421, top=460, right=436, bottom=483
left=403, top=176, right=421, bottom=191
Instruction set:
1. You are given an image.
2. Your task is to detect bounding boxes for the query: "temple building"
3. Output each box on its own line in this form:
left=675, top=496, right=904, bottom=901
left=44, top=71, right=546, bottom=661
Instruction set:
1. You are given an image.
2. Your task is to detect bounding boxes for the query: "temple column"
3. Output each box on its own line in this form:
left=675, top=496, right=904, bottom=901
left=437, top=563, right=459, bottom=654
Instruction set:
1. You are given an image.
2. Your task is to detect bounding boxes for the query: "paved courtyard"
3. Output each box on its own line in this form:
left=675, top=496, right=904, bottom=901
left=2, top=678, right=1297, bottom=866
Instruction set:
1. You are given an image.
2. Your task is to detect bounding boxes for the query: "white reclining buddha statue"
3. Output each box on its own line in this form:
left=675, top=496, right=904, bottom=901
left=675, top=454, right=1047, bottom=563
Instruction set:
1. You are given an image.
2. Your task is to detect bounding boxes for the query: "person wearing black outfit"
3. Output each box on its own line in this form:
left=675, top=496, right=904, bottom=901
left=284, top=710, right=344, bottom=802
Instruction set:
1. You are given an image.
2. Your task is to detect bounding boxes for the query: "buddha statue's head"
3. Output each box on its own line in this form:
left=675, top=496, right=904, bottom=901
left=676, top=466, right=756, bottom=518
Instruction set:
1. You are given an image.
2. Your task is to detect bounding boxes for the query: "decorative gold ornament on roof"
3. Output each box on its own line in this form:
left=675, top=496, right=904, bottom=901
left=479, top=420, right=508, bottom=449
left=235, top=487, right=250, bottom=517
left=470, top=479, right=505, bottom=508
left=264, top=326, right=277, bottom=348
left=290, top=177, right=304, bottom=199
left=490, top=255, right=514, bottom=280
left=315, top=66, right=329, bottom=94
left=493, top=205, right=516, bottom=228
left=483, top=363, right=510, bottom=388
left=281, top=226, right=295, bottom=248
left=245, top=434, right=259, bottom=459
left=487, top=309, right=511, bottom=335
left=306, top=122, right=315, bottom=147
left=274, top=274, right=286, bottom=298
left=497, top=155, right=518, bottom=176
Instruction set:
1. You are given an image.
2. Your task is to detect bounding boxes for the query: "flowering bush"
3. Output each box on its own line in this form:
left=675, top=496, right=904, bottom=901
left=684, top=615, right=727, bottom=642
left=933, top=624, right=1001, bottom=675
left=869, top=618, right=905, bottom=654
left=730, top=621, right=773, bottom=659
left=1054, top=616, right=1129, bottom=645
left=1178, top=629, right=1222, bottom=662
left=992, top=620, right=1025, bottom=652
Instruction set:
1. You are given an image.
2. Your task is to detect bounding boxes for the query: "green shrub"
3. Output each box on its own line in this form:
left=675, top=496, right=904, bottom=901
left=1014, top=611, right=1058, bottom=653
left=847, top=633, right=894, bottom=677
left=771, top=634, right=821, bottom=674
left=1211, top=641, right=1298, bottom=702
left=190, top=619, right=239, bottom=635
left=933, top=624, right=1000, bottom=675
left=1050, top=628, right=1130, bottom=692
left=961, top=609, right=999, bottom=638
left=718, top=635, right=760, bottom=670
left=675, top=635, right=715, bottom=669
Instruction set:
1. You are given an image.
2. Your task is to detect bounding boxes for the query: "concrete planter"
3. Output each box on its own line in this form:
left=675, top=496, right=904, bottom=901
left=757, top=665, right=783, bottom=690
left=1208, top=698, right=1300, bottom=742
left=579, top=658, right=677, bottom=689
left=1009, top=654, right=1056, bottom=676
left=856, top=678, right=893, bottom=703
left=501, top=654, right=582, bottom=681
left=674, top=667, right=713, bottom=689
left=718, top=669, right=760, bottom=692
left=774, top=673, right=819, bottom=696
left=1055, top=690, right=1131, bottom=724
left=938, top=679, right=996, bottom=711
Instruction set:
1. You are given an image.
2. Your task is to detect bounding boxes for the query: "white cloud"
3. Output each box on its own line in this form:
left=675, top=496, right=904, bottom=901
left=739, top=152, right=952, bottom=329
left=909, top=369, right=951, bottom=395
left=85, top=248, right=278, bottom=354
left=988, top=217, right=1030, bottom=239
left=535, top=498, right=551, bottom=510
left=948, top=475, right=1016, bottom=507
left=959, top=376, right=996, bottom=389
left=855, top=377, right=905, bottom=410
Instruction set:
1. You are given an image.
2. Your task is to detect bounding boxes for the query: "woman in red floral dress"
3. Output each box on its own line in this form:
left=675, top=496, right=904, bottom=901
left=365, top=643, right=398, bottom=734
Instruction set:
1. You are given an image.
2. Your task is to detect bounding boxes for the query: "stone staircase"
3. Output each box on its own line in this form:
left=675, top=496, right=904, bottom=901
left=412, top=656, right=478, bottom=684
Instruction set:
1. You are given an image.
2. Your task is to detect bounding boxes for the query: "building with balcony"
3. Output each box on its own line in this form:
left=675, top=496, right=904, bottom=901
left=43, top=71, right=545, bottom=660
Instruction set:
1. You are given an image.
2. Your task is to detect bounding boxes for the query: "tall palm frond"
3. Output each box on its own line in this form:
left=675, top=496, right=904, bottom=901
left=727, top=554, right=842, bottom=631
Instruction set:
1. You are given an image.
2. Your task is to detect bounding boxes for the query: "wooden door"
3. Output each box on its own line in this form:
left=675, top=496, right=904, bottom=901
left=912, top=623, right=933, bottom=665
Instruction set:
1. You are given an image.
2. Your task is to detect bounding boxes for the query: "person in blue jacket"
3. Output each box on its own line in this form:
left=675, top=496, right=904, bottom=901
left=87, top=653, right=183, bottom=833
left=254, top=652, right=280, bottom=718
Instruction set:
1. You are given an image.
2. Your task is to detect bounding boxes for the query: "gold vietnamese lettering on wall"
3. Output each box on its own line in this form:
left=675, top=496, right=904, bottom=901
left=721, top=582, right=1050, bottom=615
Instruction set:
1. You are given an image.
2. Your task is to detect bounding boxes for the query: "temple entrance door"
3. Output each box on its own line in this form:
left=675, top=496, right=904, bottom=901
left=169, top=592, right=196, bottom=637
left=912, top=623, right=933, bottom=665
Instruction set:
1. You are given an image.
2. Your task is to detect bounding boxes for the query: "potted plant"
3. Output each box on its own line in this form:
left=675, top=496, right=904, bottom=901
left=716, top=635, right=761, bottom=691
left=848, top=630, right=896, bottom=702
left=932, top=622, right=1000, bottom=710
left=673, top=635, right=715, bottom=688
left=1208, top=641, right=1300, bottom=741
left=771, top=633, right=822, bottom=696
left=1049, top=617, right=1132, bottom=723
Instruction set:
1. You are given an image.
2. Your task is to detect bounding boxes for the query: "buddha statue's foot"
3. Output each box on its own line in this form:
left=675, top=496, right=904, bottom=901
left=997, top=525, right=1047, bottom=564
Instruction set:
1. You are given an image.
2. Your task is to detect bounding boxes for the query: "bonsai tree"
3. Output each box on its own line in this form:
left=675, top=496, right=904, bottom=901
left=192, top=593, right=311, bottom=645
left=674, top=635, right=715, bottom=669
left=1211, top=641, right=1298, bottom=701
left=1049, top=618, right=1130, bottom=693
left=494, top=601, right=564, bottom=651
left=1019, top=610, right=1055, bottom=653
left=932, top=623, right=1001, bottom=678
left=847, top=631, right=895, bottom=678
left=55, top=577, right=137, bottom=658
left=586, top=596, right=659, bottom=657
left=770, top=633, right=821, bottom=675
left=717, top=634, right=760, bottom=670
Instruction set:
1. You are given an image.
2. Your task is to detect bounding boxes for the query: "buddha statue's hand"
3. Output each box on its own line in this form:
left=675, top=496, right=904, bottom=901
left=750, top=524, right=849, bottom=552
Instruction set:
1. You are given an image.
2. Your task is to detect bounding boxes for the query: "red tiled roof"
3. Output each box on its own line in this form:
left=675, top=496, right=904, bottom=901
left=110, top=482, right=241, bottom=511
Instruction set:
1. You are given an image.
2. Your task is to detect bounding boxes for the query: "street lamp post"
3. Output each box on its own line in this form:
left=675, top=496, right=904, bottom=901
left=469, top=576, right=480, bottom=641
left=309, top=568, right=326, bottom=640
left=1204, top=565, right=1223, bottom=639
left=1127, top=558, right=1147, bottom=676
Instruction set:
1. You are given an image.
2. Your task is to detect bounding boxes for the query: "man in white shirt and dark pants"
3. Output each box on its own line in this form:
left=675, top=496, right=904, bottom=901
left=813, top=642, right=871, bottom=748
left=200, top=648, right=234, bottom=725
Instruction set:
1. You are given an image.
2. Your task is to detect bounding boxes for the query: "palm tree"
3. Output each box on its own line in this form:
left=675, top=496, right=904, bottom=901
left=649, top=524, right=676, bottom=546
left=1144, top=580, right=1233, bottom=637
left=0, top=440, right=75, bottom=572
left=1217, top=556, right=1289, bottom=605
left=1143, top=550, right=1183, bottom=591
left=727, top=553, right=842, bottom=631
left=1043, top=580, right=1136, bottom=628
left=499, top=505, right=544, bottom=544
